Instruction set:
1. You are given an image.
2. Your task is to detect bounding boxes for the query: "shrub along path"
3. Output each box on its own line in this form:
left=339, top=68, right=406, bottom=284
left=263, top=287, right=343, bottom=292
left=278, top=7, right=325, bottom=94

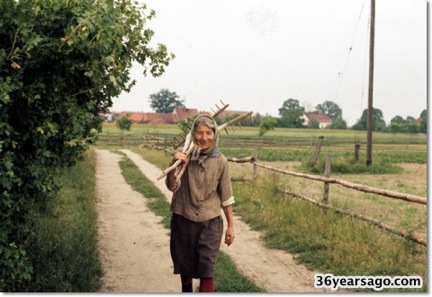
left=95, top=149, right=326, bottom=293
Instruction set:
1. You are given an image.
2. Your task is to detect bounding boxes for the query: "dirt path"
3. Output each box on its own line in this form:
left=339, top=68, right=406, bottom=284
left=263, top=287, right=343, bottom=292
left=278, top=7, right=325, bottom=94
left=95, top=149, right=325, bottom=293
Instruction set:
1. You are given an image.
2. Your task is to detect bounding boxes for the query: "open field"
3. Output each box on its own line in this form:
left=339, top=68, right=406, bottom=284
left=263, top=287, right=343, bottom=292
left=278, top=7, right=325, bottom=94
left=98, top=123, right=427, bottom=164
left=100, top=122, right=427, bottom=145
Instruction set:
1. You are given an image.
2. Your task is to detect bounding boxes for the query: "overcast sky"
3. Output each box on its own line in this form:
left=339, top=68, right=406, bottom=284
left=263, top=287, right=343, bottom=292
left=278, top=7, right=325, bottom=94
left=111, top=0, right=427, bottom=126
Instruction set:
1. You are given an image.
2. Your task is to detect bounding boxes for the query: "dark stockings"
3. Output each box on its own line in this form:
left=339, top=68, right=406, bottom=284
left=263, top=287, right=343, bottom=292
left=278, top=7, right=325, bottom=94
left=181, top=275, right=193, bottom=292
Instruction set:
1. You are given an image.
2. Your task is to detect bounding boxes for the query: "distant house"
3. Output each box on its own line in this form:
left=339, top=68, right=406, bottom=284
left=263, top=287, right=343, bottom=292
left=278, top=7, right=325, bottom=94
left=172, top=107, right=199, bottom=121
left=301, top=112, right=332, bottom=129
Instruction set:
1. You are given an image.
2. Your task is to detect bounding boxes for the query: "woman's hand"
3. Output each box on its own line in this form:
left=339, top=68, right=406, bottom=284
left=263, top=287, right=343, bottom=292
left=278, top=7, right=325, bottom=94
left=170, top=152, right=189, bottom=166
left=223, top=205, right=235, bottom=246
left=167, top=152, right=189, bottom=191
left=225, top=227, right=235, bottom=246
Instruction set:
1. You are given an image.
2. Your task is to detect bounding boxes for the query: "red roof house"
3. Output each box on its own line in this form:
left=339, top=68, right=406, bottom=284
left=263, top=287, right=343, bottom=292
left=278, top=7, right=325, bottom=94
left=301, top=112, right=332, bottom=128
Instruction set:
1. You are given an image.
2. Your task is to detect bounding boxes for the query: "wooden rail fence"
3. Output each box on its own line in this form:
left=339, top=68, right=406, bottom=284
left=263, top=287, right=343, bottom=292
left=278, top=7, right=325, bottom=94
left=226, top=155, right=427, bottom=247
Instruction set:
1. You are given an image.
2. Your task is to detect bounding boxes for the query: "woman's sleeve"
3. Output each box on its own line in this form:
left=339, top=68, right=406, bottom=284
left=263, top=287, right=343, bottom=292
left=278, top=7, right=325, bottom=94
left=219, top=157, right=235, bottom=206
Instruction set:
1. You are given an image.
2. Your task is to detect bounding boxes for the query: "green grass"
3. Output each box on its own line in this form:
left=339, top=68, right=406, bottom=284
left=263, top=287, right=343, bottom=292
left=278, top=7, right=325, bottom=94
left=116, top=152, right=264, bottom=293
left=232, top=175, right=427, bottom=292
left=24, top=150, right=103, bottom=292
left=117, top=152, right=172, bottom=228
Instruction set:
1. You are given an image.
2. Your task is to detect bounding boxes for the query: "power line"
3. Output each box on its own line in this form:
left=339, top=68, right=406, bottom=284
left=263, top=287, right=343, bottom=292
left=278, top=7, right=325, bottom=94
left=334, top=0, right=367, bottom=102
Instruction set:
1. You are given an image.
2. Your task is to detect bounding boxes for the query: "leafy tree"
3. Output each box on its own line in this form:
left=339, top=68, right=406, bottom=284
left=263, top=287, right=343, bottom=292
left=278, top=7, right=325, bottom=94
left=329, top=118, right=347, bottom=129
left=116, top=114, right=133, bottom=134
left=149, top=89, right=183, bottom=113
left=405, top=120, right=419, bottom=133
left=352, top=108, right=387, bottom=131
left=419, top=109, right=427, bottom=133
left=278, top=99, right=305, bottom=128
left=390, top=115, right=405, bottom=124
left=315, top=101, right=343, bottom=120
left=315, top=101, right=347, bottom=129
left=0, top=0, right=173, bottom=291
left=389, top=121, right=403, bottom=133
left=390, top=115, right=422, bottom=134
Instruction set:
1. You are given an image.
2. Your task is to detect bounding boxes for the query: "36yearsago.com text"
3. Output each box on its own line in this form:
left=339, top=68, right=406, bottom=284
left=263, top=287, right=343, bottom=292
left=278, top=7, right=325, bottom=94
left=314, top=274, right=423, bottom=291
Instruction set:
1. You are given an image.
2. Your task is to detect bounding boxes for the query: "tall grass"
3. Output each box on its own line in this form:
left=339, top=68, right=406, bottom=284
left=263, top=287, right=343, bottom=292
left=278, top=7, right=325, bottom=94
left=117, top=153, right=264, bottom=292
left=23, top=150, right=102, bottom=292
left=232, top=174, right=427, bottom=292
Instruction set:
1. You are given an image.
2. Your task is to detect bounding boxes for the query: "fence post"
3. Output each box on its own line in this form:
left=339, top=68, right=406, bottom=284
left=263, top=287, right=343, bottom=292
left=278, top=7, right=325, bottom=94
left=310, top=136, right=324, bottom=168
left=322, top=155, right=331, bottom=205
left=252, top=148, right=258, bottom=179
left=354, top=143, right=360, bottom=161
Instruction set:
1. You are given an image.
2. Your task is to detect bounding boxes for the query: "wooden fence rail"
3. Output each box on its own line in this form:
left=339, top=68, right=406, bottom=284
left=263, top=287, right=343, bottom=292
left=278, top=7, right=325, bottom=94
left=253, top=162, right=426, bottom=205
left=226, top=156, right=427, bottom=246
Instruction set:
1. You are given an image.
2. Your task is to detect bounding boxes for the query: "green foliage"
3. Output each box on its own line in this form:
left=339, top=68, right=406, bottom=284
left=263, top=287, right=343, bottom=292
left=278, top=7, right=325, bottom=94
left=315, top=100, right=342, bottom=121
left=0, top=243, right=33, bottom=291
left=328, top=117, right=347, bottom=129
left=419, top=109, right=427, bottom=133
left=214, top=253, right=264, bottom=292
left=352, top=108, right=387, bottom=131
left=389, top=115, right=421, bottom=134
left=306, top=156, right=404, bottom=175
left=149, top=89, right=183, bottom=113
left=118, top=155, right=172, bottom=228
left=177, top=114, right=198, bottom=135
left=308, top=119, right=320, bottom=129
left=116, top=113, right=133, bottom=133
left=277, top=98, right=305, bottom=128
left=0, top=0, right=172, bottom=290
left=258, top=118, right=276, bottom=136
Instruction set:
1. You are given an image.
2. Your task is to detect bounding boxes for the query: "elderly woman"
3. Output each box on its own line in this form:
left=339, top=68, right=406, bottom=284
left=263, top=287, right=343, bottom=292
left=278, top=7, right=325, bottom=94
left=166, top=114, right=235, bottom=293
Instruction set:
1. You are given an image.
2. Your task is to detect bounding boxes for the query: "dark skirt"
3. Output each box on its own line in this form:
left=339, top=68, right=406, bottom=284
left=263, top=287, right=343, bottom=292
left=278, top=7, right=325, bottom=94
left=170, top=213, right=223, bottom=278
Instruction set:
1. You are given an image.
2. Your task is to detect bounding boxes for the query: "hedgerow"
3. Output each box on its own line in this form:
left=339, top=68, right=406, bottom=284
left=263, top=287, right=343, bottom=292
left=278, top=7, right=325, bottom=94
left=0, top=0, right=172, bottom=291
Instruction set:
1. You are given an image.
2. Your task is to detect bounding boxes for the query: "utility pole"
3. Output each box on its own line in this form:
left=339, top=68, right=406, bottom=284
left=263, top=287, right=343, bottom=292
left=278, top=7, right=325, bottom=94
left=366, top=0, right=375, bottom=166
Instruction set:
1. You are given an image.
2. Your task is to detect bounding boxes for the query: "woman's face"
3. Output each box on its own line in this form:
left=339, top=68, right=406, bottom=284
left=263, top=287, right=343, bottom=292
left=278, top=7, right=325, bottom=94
left=194, top=123, right=215, bottom=150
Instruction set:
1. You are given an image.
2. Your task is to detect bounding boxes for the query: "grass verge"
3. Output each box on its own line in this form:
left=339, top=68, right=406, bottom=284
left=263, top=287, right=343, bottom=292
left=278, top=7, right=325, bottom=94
left=24, top=150, right=103, bottom=292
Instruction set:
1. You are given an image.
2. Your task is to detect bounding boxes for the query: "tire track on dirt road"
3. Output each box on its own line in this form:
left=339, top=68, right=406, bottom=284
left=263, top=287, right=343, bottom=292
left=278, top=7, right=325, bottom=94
left=95, top=149, right=178, bottom=292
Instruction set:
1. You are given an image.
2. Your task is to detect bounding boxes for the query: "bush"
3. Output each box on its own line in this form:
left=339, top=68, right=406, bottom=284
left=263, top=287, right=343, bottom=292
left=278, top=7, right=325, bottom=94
left=0, top=0, right=172, bottom=290
left=306, top=157, right=403, bottom=175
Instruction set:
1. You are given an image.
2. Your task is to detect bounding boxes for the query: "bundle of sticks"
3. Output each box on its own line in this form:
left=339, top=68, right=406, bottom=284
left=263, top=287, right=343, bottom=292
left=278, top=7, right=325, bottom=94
left=156, top=101, right=253, bottom=182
